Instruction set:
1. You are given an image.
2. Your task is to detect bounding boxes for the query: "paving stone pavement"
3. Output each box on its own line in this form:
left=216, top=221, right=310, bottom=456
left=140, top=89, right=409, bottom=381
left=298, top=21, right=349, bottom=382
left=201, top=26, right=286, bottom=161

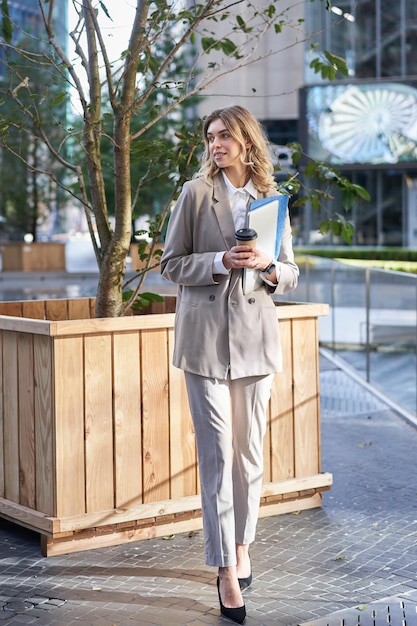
left=1, top=352, right=417, bottom=626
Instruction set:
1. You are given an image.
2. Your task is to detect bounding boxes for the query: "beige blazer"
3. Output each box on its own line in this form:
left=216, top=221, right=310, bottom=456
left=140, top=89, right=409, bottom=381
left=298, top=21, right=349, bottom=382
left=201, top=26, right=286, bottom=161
left=160, top=174, right=299, bottom=380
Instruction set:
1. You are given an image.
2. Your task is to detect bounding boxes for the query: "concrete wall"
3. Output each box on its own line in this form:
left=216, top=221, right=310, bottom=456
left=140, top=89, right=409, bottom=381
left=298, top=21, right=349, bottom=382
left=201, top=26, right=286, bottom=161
left=197, top=0, right=304, bottom=120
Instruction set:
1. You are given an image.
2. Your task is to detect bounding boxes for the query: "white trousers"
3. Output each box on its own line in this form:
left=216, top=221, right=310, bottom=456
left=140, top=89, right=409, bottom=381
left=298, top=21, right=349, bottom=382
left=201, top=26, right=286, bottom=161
left=184, top=371, right=274, bottom=567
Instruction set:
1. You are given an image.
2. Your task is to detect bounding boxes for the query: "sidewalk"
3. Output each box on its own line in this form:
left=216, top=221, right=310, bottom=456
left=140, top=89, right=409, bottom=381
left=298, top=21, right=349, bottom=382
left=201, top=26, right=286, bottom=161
left=1, top=352, right=417, bottom=625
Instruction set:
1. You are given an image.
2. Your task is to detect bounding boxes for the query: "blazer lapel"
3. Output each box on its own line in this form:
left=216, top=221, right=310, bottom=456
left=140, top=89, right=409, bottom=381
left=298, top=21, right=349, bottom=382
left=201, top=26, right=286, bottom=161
left=212, top=175, right=236, bottom=249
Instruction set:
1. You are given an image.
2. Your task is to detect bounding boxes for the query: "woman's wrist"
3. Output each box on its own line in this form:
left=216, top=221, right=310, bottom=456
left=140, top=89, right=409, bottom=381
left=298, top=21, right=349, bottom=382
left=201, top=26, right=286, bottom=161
left=261, top=261, right=275, bottom=274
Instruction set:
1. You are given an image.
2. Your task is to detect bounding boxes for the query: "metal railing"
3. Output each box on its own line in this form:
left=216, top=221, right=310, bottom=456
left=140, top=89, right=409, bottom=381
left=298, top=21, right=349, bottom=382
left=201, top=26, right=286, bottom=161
left=282, top=255, right=417, bottom=417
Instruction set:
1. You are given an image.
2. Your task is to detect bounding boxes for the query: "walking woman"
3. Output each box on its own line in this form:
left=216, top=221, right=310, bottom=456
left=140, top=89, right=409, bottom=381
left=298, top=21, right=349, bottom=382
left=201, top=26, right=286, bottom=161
left=161, top=105, right=299, bottom=623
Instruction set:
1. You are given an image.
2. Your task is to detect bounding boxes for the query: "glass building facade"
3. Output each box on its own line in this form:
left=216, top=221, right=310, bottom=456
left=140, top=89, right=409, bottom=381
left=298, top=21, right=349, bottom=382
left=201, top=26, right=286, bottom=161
left=0, top=1, right=68, bottom=238
left=302, top=0, right=417, bottom=247
left=0, top=0, right=67, bottom=56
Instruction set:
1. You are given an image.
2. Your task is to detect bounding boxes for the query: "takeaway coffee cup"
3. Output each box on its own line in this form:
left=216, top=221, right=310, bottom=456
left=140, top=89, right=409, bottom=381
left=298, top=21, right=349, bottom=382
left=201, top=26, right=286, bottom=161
left=235, top=228, right=258, bottom=248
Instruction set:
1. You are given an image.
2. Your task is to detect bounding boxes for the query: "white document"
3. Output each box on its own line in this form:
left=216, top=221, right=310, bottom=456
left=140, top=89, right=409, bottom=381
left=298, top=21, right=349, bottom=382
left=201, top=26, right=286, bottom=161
left=242, top=195, right=289, bottom=295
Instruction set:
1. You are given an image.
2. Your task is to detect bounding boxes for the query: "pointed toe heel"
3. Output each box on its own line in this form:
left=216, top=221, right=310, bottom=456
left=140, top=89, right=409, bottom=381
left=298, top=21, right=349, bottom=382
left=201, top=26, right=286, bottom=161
left=238, top=572, right=252, bottom=591
left=217, top=577, right=246, bottom=624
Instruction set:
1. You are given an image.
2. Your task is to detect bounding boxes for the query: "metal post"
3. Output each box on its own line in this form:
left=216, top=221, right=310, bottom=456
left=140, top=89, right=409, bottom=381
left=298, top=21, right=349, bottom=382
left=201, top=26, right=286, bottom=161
left=305, top=256, right=310, bottom=302
left=331, top=260, right=335, bottom=353
left=365, top=267, right=371, bottom=383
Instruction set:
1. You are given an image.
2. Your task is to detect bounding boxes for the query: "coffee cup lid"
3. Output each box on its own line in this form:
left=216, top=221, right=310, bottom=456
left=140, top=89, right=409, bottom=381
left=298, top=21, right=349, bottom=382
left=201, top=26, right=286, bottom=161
left=235, top=228, right=258, bottom=241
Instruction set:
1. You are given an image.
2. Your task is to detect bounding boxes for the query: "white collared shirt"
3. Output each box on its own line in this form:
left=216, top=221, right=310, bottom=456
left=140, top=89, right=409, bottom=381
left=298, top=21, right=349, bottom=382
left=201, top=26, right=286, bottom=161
left=213, top=173, right=257, bottom=274
left=221, top=171, right=257, bottom=231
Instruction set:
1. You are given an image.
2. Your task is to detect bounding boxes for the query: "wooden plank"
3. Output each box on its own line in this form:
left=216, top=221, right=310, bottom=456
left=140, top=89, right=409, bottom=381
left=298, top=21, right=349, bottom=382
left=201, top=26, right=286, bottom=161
left=258, top=492, right=323, bottom=519
left=59, top=496, right=201, bottom=533
left=43, top=488, right=327, bottom=557
left=58, top=494, right=202, bottom=531
left=0, top=303, right=327, bottom=338
left=168, top=328, right=197, bottom=498
left=292, top=318, right=320, bottom=477
left=34, top=335, right=55, bottom=516
left=56, top=473, right=332, bottom=533
left=54, top=336, right=86, bottom=516
left=3, top=331, right=20, bottom=503
left=141, top=328, right=170, bottom=503
left=113, top=332, right=143, bottom=508
left=17, top=333, right=36, bottom=509
left=274, top=301, right=329, bottom=320
left=42, top=516, right=204, bottom=557
left=68, top=298, right=94, bottom=320
left=0, top=301, right=24, bottom=317
left=0, top=497, right=57, bottom=534
left=161, top=296, right=177, bottom=314
left=48, top=303, right=327, bottom=337
left=270, top=319, right=295, bottom=481
left=45, top=299, right=69, bottom=321
left=261, top=472, right=332, bottom=497
left=0, top=301, right=23, bottom=317
left=84, top=334, right=114, bottom=512
left=48, top=313, right=177, bottom=336
left=22, top=300, right=47, bottom=320
left=0, top=315, right=53, bottom=335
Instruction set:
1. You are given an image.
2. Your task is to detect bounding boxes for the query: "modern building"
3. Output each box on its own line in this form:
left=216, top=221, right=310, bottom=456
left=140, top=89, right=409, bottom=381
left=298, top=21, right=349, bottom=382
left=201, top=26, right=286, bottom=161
left=200, top=0, right=417, bottom=247
left=301, top=0, right=417, bottom=247
left=197, top=0, right=304, bottom=149
left=0, top=0, right=68, bottom=239
left=0, top=0, right=67, bottom=59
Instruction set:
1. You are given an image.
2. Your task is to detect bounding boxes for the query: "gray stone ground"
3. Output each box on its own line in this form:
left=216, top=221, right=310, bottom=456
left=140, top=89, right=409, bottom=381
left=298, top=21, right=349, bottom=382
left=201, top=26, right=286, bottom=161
left=1, top=353, right=417, bottom=626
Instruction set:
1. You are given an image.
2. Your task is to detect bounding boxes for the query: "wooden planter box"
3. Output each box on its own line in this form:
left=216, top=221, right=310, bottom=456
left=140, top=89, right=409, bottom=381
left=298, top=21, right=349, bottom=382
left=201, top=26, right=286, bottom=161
left=1, top=242, right=66, bottom=271
left=129, top=243, right=163, bottom=272
left=0, top=297, right=330, bottom=556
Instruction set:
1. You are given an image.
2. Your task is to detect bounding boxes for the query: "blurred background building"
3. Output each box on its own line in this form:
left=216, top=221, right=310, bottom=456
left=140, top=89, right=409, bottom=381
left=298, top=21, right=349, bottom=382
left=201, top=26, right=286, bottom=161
left=0, top=0, right=68, bottom=241
left=201, top=0, right=417, bottom=248
left=301, top=0, right=417, bottom=247
left=1, top=0, right=417, bottom=248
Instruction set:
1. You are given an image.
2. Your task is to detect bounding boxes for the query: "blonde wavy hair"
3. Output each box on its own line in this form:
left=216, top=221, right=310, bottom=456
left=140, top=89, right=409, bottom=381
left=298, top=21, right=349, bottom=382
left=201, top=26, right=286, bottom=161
left=199, top=105, right=276, bottom=194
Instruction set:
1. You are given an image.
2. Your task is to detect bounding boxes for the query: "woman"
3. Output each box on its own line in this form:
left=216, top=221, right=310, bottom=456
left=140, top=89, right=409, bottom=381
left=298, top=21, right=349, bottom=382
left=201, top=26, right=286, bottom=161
left=161, top=105, right=299, bottom=623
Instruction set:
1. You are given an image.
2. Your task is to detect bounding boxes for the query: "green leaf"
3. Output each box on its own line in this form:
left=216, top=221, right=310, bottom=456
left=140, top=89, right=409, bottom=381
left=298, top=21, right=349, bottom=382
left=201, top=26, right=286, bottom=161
left=323, top=50, right=349, bottom=77
left=311, top=194, right=320, bottom=211
left=1, top=0, right=13, bottom=44
left=122, top=290, right=164, bottom=312
left=220, top=38, right=238, bottom=56
left=319, top=219, right=330, bottom=234
left=201, top=36, right=217, bottom=52
left=99, top=1, right=112, bottom=20
left=305, top=160, right=318, bottom=178
left=51, top=92, right=67, bottom=106
left=341, top=222, right=355, bottom=244
left=267, top=4, right=276, bottom=18
left=236, top=15, right=246, bottom=30
left=351, top=184, right=371, bottom=201
left=342, top=188, right=355, bottom=211
left=330, top=220, right=342, bottom=236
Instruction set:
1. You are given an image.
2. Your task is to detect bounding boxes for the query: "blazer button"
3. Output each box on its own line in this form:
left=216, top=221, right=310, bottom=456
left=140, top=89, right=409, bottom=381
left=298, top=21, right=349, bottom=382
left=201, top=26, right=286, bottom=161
left=248, top=298, right=255, bottom=304
left=209, top=294, right=215, bottom=301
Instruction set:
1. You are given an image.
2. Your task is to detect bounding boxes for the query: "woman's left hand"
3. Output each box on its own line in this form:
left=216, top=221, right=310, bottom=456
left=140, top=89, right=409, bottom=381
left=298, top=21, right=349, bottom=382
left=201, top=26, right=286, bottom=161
left=240, top=246, right=272, bottom=271
left=222, top=246, right=273, bottom=272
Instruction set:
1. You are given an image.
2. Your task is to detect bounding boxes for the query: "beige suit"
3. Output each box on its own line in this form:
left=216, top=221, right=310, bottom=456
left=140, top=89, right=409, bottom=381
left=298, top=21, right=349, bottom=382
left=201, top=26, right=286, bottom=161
left=161, top=173, right=299, bottom=567
left=161, top=174, right=299, bottom=379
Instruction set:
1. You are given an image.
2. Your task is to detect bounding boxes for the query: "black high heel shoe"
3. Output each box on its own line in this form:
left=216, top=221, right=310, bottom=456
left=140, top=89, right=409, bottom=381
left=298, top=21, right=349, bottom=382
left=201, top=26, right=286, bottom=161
left=216, top=577, right=246, bottom=624
left=238, top=571, right=252, bottom=591
left=238, top=555, right=252, bottom=591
